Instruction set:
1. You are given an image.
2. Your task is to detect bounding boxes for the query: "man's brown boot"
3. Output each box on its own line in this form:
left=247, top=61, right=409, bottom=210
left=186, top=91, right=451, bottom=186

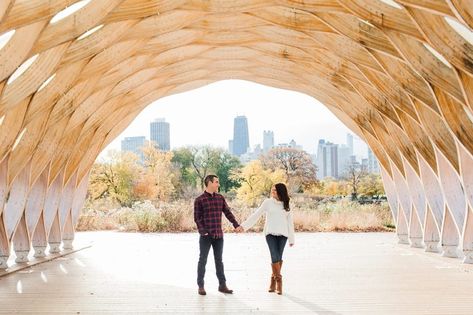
left=198, top=287, right=206, bottom=295
left=218, top=284, right=233, bottom=294
left=275, top=261, right=283, bottom=295
left=269, top=263, right=278, bottom=292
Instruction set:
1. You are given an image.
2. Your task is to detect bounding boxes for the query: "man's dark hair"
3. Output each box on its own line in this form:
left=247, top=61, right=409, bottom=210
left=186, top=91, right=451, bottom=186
left=204, top=175, right=218, bottom=187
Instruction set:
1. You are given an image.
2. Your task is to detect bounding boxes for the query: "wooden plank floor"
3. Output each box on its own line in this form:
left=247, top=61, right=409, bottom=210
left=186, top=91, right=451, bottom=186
left=1, top=232, right=473, bottom=314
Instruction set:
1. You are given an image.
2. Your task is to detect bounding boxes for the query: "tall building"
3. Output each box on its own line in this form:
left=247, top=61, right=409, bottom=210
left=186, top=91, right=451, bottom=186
left=150, top=118, right=170, bottom=151
left=337, top=144, right=351, bottom=176
left=121, top=136, right=146, bottom=161
left=347, top=133, right=354, bottom=156
left=263, top=130, right=274, bottom=153
left=232, top=115, right=249, bottom=156
left=316, top=139, right=339, bottom=178
left=368, top=148, right=381, bottom=174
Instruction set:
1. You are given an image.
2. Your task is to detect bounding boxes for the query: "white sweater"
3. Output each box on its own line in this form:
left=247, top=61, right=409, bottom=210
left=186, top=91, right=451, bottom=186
left=241, top=198, right=295, bottom=244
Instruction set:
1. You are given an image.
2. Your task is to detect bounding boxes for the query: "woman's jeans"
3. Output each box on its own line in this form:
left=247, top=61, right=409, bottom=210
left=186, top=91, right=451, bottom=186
left=265, top=234, right=287, bottom=263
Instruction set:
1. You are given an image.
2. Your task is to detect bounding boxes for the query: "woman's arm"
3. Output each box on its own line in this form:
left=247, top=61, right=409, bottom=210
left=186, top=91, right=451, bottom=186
left=240, top=199, right=269, bottom=231
left=288, top=211, right=295, bottom=245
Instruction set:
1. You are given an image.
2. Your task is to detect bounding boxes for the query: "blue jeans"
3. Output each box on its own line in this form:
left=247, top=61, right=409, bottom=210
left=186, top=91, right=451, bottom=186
left=197, top=235, right=226, bottom=287
left=266, top=234, right=287, bottom=263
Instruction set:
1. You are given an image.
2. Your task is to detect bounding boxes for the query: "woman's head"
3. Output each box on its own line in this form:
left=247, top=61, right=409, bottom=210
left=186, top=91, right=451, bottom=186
left=272, top=183, right=290, bottom=211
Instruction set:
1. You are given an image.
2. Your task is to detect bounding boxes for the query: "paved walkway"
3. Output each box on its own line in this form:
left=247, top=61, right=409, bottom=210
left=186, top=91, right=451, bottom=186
left=1, top=232, right=473, bottom=314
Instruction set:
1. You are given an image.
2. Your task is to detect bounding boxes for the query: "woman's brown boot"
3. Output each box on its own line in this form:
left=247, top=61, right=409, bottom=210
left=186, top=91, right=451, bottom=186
left=275, top=261, right=283, bottom=295
left=269, top=263, right=278, bottom=292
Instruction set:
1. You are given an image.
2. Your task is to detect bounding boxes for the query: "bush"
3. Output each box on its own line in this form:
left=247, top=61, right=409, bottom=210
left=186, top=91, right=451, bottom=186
left=78, top=196, right=394, bottom=233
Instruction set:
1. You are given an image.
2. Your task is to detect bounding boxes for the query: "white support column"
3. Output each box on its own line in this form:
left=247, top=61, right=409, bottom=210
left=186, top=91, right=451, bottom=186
left=403, top=158, right=426, bottom=248
left=25, top=170, right=48, bottom=257
left=0, top=159, right=9, bottom=268
left=436, top=148, right=466, bottom=258
left=418, top=156, right=443, bottom=252
left=12, top=213, right=29, bottom=263
left=458, top=144, right=473, bottom=263
left=392, top=165, right=418, bottom=246
left=3, top=164, right=30, bottom=264
left=3, top=164, right=29, bottom=240
left=380, top=168, right=407, bottom=242
left=43, top=172, right=63, bottom=254
left=59, top=173, right=76, bottom=249
left=32, top=213, right=47, bottom=258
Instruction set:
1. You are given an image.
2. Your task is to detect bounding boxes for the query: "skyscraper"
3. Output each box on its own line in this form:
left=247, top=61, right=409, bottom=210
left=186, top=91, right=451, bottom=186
left=150, top=118, right=170, bottom=151
left=316, top=139, right=339, bottom=178
left=232, top=115, right=249, bottom=156
left=263, top=130, right=274, bottom=153
left=337, top=144, right=351, bottom=176
left=121, top=136, right=146, bottom=161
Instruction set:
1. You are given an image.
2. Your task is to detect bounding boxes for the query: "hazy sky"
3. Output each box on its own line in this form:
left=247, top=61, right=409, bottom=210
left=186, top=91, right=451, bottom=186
left=103, top=80, right=368, bottom=158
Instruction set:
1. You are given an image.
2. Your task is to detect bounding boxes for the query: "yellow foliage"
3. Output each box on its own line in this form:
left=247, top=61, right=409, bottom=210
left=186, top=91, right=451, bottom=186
left=233, top=160, right=286, bottom=206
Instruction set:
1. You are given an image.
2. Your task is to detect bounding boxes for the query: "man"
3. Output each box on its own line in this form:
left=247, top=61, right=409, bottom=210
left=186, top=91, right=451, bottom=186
left=194, top=174, right=243, bottom=295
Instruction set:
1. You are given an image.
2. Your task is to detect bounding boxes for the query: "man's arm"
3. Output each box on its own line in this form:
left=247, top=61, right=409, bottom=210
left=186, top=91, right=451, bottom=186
left=194, top=198, right=207, bottom=235
left=222, top=197, right=240, bottom=229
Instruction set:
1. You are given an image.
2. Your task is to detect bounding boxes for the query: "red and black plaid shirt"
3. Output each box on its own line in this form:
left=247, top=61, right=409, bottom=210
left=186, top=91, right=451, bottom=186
left=194, top=191, right=240, bottom=238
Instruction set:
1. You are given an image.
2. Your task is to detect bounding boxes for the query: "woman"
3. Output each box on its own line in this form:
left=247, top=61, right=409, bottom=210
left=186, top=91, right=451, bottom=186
left=241, top=183, right=295, bottom=295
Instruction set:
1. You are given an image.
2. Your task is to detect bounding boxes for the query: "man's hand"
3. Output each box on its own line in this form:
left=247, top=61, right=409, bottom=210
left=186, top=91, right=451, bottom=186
left=289, top=243, right=294, bottom=247
left=235, top=226, right=244, bottom=233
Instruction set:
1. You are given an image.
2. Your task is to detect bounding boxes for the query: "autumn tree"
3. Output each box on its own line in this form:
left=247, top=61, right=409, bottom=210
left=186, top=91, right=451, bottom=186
left=358, top=174, right=384, bottom=197
left=261, top=147, right=317, bottom=192
left=138, top=143, right=175, bottom=201
left=342, top=162, right=368, bottom=200
left=88, top=150, right=141, bottom=207
left=232, top=160, right=286, bottom=206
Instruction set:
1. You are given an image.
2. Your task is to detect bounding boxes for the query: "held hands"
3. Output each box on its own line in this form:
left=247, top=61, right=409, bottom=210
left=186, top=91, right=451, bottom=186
left=235, top=226, right=244, bottom=233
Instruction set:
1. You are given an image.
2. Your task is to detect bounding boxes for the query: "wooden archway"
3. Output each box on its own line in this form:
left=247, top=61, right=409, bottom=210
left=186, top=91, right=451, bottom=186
left=1, top=0, right=473, bottom=267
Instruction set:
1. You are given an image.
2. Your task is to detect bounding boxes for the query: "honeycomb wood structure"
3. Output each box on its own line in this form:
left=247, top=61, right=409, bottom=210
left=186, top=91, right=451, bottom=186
left=0, top=0, right=473, bottom=268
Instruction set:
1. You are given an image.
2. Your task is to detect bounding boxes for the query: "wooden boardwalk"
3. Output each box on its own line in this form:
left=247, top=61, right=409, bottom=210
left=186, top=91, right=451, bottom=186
left=1, top=232, right=473, bottom=314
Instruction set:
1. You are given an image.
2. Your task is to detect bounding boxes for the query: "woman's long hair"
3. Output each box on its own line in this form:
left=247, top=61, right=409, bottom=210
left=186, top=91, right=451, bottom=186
left=275, top=183, right=290, bottom=211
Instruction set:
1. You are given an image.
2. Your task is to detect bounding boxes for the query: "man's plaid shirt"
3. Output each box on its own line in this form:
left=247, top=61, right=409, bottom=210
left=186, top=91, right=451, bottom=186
left=194, top=191, right=240, bottom=238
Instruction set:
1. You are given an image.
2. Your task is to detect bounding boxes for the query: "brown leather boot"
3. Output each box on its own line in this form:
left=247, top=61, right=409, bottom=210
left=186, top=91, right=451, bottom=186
left=218, top=284, right=233, bottom=294
left=269, top=263, right=278, bottom=292
left=198, top=287, right=206, bottom=295
left=275, top=261, right=283, bottom=295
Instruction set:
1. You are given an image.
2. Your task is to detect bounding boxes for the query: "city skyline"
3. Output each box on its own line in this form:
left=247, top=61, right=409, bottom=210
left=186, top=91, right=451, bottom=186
left=103, top=80, right=368, bottom=158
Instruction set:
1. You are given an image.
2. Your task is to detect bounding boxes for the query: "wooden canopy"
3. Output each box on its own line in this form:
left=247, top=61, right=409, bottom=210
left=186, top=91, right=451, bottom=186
left=1, top=0, right=473, bottom=266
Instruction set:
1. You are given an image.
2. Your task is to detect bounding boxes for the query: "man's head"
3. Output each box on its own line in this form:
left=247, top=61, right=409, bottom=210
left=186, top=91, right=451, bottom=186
left=204, top=175, right=219, bottom=193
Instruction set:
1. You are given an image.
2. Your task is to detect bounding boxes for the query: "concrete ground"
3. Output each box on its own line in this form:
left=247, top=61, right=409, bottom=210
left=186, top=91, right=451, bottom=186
left=1, top=231, right=473, bottom=314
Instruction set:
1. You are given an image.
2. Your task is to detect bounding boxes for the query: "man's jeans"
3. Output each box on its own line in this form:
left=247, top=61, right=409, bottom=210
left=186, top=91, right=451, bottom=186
left=197, top=235, right=226, bottom=287
left=265, top=234, right=288, bottom=263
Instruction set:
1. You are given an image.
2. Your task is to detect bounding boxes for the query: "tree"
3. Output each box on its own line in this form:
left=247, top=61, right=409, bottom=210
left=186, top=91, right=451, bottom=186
left=232, top=160, right=286, bottom=206
left=343, top=162, right=368, bottom=200
left=140, top=144, right=175, bottom=201
left=172, top=146, right=241, bottom=192
left=359, top=173, right=384, bottom=197
left=261, top=147, right=317, bottom=192
left=172, top=147, right=199, bottom=189
left=214, top=151, right=241, bottom=192
left=88, top=150, right=141, bottom=207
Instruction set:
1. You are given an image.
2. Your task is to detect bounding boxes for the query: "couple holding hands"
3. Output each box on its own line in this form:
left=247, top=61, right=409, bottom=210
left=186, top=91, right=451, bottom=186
left=194, top=175, right=295, bottom=296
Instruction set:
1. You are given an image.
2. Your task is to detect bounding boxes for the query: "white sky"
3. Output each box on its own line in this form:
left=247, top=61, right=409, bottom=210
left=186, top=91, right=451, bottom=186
left=103, top=80, right=368, bottom=158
